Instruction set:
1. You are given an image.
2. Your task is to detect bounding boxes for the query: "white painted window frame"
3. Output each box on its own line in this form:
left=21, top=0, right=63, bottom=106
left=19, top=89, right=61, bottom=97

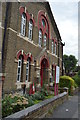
left=17, top=57, right=22, bottom=82
left=44, top=34, right=47, bottom=47
left=28, top=20, right=33, bottom=40
left=26, top=61, right=29, bottom=82
left=21, top=13, right=26, bottom=36
left=39, top=30, right=42, bottom=47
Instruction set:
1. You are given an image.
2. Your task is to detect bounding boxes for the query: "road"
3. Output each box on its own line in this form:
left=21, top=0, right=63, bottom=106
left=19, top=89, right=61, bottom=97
left=50, top=94, right=78, bottom=119
left=0, top=81, right=2, bottom=119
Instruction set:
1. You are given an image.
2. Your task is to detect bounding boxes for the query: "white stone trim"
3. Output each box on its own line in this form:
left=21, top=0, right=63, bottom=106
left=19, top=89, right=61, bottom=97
left=0, top=73, right=6, bottom=76
left=7, top=27, right=17, bottom=33
left=47, top=50, right=58, bottom=58
left=15, top=81, right=31, bottom=89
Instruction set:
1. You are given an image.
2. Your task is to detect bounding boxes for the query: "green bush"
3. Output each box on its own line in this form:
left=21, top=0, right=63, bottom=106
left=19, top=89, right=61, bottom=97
left=72, top=71, right=80, bottom=87
left=59, top=76, right=77, bottom=95
left=40, top=88, right=48, bottom=96
left=2, top=88, right=53, bottom=118
left=2, top=93, right=28, bottom=118
left=78, top=70, right=80, bottom=76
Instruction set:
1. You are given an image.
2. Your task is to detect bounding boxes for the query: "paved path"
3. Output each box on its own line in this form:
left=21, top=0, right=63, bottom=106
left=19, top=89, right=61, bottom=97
left=50, top=94, right=78, bottom=119
left=78, top=92, right=80, bottom=119
left=0, top=82, right=2, bottom=119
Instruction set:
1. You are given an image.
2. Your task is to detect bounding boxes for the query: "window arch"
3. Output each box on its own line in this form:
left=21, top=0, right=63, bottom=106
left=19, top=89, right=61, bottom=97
left=44, top=34, right=47, bottom=47
left=39, top=29, right=42, bottom=47
left=38, top=11, right=50, bottom=49
left=28, top=19, right=33, bottom=40
left=21, top=13, right=26, bottom=36
left=17, top=55, right=24, bottom=82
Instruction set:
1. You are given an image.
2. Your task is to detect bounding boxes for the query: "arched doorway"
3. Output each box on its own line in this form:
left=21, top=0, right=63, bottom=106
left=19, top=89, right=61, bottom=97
left=40, top=58, right=49, bottom=87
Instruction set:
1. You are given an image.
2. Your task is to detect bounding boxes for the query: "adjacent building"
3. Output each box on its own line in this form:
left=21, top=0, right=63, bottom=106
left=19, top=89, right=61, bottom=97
left=2, top=1, right=64, bottom=94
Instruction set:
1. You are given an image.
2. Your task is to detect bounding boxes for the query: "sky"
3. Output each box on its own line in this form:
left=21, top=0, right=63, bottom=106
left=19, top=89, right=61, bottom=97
left=48, top=0, right=78, bottom=60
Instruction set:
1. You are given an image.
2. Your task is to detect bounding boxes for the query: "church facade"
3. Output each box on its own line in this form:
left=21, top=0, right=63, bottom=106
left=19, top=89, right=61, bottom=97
left=2, top=2, right=64, bottom=94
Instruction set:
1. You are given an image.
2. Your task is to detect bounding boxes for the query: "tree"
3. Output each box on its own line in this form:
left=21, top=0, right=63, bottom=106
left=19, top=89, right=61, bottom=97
left=63, top=54, right=77, bottom=75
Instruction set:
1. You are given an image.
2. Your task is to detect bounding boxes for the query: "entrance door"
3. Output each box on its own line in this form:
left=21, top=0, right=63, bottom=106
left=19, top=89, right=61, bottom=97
left=40, top=58, right=49, bottom=87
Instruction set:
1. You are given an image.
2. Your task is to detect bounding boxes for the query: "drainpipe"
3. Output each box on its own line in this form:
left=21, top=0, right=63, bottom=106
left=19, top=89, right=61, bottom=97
left=2, top=2, right=10, bottom=67
left=2, top=2, right=10, bottom=98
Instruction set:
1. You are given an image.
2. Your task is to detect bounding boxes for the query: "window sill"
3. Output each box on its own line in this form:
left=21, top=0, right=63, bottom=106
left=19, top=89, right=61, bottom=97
left=37, top=44, right=42, bottom=49
left=15, top=81, right=31, bottom=89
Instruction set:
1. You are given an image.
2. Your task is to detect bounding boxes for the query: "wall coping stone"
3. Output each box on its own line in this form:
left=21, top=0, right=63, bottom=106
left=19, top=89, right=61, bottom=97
left=5, top=92, right=67, bottom=119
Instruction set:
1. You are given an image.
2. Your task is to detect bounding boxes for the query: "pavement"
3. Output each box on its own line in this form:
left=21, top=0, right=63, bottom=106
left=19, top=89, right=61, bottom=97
left=50, top=94, right=78, bottom=119
left=0, top=81, right=2, bottom=119
left=78, top=92, right=80, bottom=119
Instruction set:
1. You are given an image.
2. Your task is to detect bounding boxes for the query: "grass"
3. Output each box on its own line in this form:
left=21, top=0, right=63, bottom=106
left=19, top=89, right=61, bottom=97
left=34, top=94, right=54, bottom=104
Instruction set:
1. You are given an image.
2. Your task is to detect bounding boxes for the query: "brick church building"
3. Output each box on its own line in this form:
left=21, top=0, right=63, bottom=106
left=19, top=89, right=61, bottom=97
left=2, top=1, right=64, bottom=94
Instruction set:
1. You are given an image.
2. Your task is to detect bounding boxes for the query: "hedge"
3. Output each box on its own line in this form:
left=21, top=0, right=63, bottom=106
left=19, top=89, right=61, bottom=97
left=59, top=75, right=77, bottom=95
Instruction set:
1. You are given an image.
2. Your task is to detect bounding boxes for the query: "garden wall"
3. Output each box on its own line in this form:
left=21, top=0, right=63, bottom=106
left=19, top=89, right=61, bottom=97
left=5, top=92, right=68, bottom=119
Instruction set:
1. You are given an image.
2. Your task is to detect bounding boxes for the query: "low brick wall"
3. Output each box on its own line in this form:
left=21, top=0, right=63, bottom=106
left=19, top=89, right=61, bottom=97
left=5, top=92, right=68, bottom=119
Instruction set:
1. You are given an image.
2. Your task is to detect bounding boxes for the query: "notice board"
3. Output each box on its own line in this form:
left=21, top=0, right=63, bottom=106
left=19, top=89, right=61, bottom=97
left=56, top=66, right=60, bottom=83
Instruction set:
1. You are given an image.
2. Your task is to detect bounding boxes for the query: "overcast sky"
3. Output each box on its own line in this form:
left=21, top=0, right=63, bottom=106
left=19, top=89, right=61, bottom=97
left=48, top=0, right=78, bottom=59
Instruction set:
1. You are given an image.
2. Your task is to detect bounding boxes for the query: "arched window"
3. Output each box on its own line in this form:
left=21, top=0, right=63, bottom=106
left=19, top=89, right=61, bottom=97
left=17, top=55, right=23, bottom=82
left=28, top=19, right=33, bottom=40
left=39, top=29, right=42, bottom=47
left=26, top=58, right=31, bottom=82
left=52, top=41, right=54, bottom=54
left=44, top=34, right=47, bottom=47
left=21, top=13, right=26, bottom=36
left=42, top=19, right=46, bottom=27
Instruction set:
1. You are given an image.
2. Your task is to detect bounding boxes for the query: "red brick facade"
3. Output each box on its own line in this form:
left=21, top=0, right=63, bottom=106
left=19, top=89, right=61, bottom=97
left=2, top=2, right=64, bottom=94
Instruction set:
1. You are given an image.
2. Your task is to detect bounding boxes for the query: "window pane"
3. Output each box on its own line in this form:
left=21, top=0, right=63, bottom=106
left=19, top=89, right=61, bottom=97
left=28, top=20, right=33, bottom=40
left=21, top=13, right=26, bottom=36
left=44, top=35, right=46, bottom=47
left=26, top=69, right=28, bottom=74
left=17, top=57, right=22, bottom=82
left=26, top=75, right=28, bottom=81
left=18, top=68, right=20, bottom=74
left=42, top=19, right=45, bottom=27
left=39, top=30, right=42, bottom=46
left=18, top=61, right=21, bottom=66
left=17, top=75, right=20, bottom=81
left=26, top=61, right=29, bottom=81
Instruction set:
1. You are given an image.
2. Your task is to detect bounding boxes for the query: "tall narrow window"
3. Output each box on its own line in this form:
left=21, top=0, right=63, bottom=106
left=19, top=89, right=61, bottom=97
left=42, top=19, right=45, bottom=27
left=55, top=43, right=57, bottom=55
left=39, top=30, right=42, bottom=47
left=26, top=60, right=29, bottom=82
left=17, top=56, right=22, bottom=82
left=52, top=41, right=54, bottom=54
left=21, top=13, right=26, bottom=36
left=28, top=20, right=33, bottom=40
left=44, top=34, right=47, bottom=47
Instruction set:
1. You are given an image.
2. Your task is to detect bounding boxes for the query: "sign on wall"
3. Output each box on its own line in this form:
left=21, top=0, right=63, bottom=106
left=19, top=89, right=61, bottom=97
left=56, top=66, right=60, bottom=83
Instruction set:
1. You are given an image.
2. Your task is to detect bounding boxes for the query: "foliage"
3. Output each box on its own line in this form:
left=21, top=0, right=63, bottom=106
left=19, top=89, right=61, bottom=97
left=63, top=54, right=77, bottom=74
left=2, top=93, right=28, bottom=118
left=78, top=70, right=80, bottom=76
left=72, top=70, right=80, bottom=86
left=59, top=75, right=77, bottom=95
left=2, top=88, right=54, bottom=118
